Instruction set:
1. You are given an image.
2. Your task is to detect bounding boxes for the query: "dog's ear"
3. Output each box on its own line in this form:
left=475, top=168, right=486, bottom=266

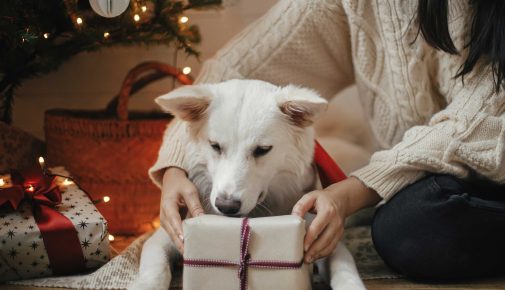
left=155, top=85, right=212, bottom=122
left=277, top=85, right=328, bottom=127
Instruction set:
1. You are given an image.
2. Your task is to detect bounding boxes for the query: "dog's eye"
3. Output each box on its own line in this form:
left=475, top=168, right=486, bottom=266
left=253, top=146, right=272, bottom=158
left=210, top=141, right=222, bottom=154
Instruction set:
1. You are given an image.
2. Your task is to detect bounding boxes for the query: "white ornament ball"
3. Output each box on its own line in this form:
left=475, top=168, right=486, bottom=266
left=89, top=0, right=130, bottom=18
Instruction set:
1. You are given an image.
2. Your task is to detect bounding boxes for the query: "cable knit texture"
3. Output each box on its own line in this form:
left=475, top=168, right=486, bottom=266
left=149, top=0, right=505, bottom=200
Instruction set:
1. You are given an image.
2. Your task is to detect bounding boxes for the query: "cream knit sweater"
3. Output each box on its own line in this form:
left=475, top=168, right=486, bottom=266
left=149, top=0, right=505, bottom=200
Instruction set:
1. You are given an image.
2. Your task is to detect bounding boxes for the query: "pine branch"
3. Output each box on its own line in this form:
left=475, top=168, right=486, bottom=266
left=0, top=84, right=16, bottom=124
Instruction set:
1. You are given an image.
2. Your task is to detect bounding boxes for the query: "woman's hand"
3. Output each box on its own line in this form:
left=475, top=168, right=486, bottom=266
left=292, top=188, right=347, bottom=263
left=292, top=176, right=381, bottom=263
left=160, top=167, right=205, bottom=253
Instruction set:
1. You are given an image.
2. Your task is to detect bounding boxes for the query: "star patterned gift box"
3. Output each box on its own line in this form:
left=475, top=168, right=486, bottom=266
left=0, top=167, right=110, bottom=282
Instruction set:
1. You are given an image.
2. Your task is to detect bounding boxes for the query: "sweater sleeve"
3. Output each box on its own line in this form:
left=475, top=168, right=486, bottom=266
left=149, top=0, right=355, bottom=187
left=350, top=69, right=505, bottom=200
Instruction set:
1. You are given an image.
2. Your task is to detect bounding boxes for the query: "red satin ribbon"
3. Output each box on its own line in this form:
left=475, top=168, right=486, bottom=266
left=0, top=168, right=86, bottom=275
left=314, top=140, right=347, bottom=186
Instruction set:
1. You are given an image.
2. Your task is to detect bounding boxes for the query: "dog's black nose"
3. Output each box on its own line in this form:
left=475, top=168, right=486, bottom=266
left=215, top=196, right=241, bottom=215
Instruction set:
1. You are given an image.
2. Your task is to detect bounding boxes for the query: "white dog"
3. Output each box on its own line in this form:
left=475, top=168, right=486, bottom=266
left=130, top=79, right=365, bottom=290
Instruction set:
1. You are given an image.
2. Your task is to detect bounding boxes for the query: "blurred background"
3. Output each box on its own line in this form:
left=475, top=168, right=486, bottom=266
left=12, top=0, right=279, bottom=139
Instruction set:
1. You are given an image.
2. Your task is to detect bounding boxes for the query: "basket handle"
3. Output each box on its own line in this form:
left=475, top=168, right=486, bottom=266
left=105, top=70, right=167, bottom=115
left=114, top=61, right=193, bottom=121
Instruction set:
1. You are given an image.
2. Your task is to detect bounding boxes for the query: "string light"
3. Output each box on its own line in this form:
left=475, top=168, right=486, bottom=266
left=0, top=178, right=5, bottom=187
left=103, top=32, right=110, bottom=39
left=152, top=218, right=161, bottom=229
left=179, top=16, right=189, bottom=24
left=182, top=66, right=192, bottom=75
left=43, top=33, right=49, bottom=39
left=141, top=5, right=147, bottom=12
left=76, top=17, right=83, bottom=25
left=26, top=185, right=35, bottom=192
left=133, top=14, right=140, bottom=22
left=22, top=27, right=28, bottom=43
left=103, top=196, right=111, bottom=203
left=38, top=157, right=45, bottom=169
left=108, top=234, right=115, bottom=241
left=62, top=178, right=74, bottom=186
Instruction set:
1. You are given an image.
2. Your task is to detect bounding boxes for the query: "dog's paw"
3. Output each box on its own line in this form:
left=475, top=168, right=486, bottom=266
left=128, top=278, right=170, bottom=290
left=330, top=278, right=366, bottom=290
left=128, top=272, right=172, bottom=290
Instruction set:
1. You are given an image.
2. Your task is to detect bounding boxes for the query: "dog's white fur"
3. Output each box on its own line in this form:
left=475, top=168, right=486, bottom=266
left=130, top=79, right=365, bottom=290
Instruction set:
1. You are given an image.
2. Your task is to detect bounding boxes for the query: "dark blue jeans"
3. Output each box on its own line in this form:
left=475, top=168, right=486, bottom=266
left=372, top=174, right=505, bottom=281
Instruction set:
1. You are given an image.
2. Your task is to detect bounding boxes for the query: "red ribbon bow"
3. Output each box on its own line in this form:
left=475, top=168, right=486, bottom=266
left=0, top=167, right=86, bottom=276
left=0, top=168, right=62, bottom=210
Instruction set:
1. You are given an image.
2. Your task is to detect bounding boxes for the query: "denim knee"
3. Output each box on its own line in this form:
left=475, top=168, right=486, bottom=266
left=372, top=174, right=505, bottom=280
left=372, top=176, right=440, bottom=279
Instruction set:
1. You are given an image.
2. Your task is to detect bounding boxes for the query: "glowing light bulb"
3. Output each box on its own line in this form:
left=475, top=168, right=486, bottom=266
left=38, top=157, right=45, bottom=169
left=179, top=16, right=189, bottom=24
left=43, top=33, right=49, bottom=39
left=133, top=14, right=140, bottom=22
left=62, top=178, right=74, bottom=186
left=182, top=66, right=192, bottom=75
left=141, top=5, right=147, bottom=12
left=108, top=234, right=115, bottom=241
left=103, top=196, right=111, bottom=203
left=76, top=17, right=83, bottom=25
left=26, top=185, right=35, bottom=192
left=103, top=32, right=110, bottom=39
left=0, top=178, right=5, bottom=187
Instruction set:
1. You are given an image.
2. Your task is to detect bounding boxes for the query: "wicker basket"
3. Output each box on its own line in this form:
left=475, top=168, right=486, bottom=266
left=45, top=61, right=193, bottom=234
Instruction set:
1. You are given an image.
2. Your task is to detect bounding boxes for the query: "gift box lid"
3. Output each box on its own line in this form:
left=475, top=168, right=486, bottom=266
left=183, top=215, right=305, bottom=263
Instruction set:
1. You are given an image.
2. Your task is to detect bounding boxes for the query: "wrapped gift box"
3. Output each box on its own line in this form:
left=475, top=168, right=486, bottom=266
left=0, top=168, right=110, bottom=281
left=183, top=215, right=311, bottom=290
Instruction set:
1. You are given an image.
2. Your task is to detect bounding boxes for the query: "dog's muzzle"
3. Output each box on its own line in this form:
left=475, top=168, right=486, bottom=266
left=215, top=195, right=241, bottom=215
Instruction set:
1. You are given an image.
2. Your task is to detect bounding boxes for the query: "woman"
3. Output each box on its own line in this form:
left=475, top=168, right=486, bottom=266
left=149, top=0, right=505, bottom=280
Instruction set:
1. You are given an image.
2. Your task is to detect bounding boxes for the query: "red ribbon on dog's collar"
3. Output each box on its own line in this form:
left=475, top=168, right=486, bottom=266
left=314, top=140, right=347, bottom=187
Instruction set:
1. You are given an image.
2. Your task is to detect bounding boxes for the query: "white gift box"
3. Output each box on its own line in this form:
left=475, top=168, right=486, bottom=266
left=183, top=215, right=312, bottom=290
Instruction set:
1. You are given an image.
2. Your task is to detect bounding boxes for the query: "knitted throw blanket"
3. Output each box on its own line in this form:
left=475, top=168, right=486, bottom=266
left=7, top=227, right=399, bottom=289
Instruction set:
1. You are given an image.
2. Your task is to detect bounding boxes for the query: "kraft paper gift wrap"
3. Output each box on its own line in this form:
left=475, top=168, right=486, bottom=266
left=0, top=170, right=110, bottom=282
left=182, top=215, right=312, bottom=290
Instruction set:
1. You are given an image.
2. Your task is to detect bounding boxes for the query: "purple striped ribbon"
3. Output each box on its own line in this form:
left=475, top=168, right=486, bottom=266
left=183, top=218, right=304, bottom=290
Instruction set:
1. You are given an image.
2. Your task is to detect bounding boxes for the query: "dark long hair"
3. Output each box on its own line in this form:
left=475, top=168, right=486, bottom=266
left=417, top=0, right=505, bottom=92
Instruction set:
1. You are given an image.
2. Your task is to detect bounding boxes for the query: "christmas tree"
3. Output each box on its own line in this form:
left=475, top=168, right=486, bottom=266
left=0, top=0, right=221, bottom=123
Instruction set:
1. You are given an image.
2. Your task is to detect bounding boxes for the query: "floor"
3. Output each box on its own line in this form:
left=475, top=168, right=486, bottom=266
left=2, top=236, right=505, bottom=290
left=3, top=278, right=505, bottom=290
